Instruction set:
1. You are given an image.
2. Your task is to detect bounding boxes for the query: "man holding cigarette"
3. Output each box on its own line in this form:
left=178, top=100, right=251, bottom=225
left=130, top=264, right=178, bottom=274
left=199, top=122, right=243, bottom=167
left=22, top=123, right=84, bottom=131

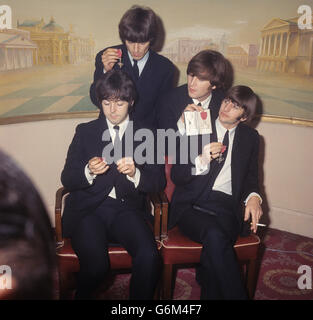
left=169, top=85, right=263, bottom=299
left=90, top=5, right=175, bottom=128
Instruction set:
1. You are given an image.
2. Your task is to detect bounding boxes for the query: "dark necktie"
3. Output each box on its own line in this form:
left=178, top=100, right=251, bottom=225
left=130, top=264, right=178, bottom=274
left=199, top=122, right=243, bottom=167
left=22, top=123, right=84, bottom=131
left=197, top=102, right=202, bottom=107
left=221, top=130, right=229, bottom=162
left=113, top=125, right=122, bottom=163
left=207, top=129, right=229, bottom=190
left=132, top=59, right=139, bottom=80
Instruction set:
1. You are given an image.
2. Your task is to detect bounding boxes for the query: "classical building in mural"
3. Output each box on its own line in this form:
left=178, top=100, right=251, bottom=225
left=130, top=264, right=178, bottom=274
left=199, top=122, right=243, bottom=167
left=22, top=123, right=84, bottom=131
left=17, top=17, right=95, bottom=65
left=0, top=28, right=37, bottom=71
left=226, top=44, right=259, bottom=68
left=257, top=16, right=313, bottom=75
left=161, top=38, right=218, bottom=63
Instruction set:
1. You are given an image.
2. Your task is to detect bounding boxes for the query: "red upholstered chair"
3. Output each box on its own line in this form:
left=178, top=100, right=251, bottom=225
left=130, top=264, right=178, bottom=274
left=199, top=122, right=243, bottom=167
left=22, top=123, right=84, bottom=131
left=55, top=187, right=162, bottom=299
left=159, top=157, right=261, bottom=299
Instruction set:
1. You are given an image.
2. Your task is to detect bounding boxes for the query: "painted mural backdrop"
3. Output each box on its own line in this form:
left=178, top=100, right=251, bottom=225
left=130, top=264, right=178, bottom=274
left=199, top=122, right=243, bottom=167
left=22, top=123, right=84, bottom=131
left=0, top=0, right=312, bottom=123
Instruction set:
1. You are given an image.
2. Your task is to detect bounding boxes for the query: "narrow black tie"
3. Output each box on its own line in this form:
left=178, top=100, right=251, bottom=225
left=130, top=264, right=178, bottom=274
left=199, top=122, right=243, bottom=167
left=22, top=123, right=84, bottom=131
left=113, top=125, right=122, bottom=162
left=132, top=60, right=139, bottom=80
left=197, top=102, right=202, bottom=107
left=221, top=130, right=229, bottom=161
left=206, top=129, right=229, bottom=190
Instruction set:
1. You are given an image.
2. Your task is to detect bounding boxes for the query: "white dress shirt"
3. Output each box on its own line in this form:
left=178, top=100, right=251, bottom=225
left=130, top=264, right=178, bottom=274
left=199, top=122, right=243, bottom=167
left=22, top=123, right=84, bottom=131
left=195, top=118, right=262, bottom=205
left=85, top=116, right=141, bottom=199
left=128, top=51, right=149, bottom=76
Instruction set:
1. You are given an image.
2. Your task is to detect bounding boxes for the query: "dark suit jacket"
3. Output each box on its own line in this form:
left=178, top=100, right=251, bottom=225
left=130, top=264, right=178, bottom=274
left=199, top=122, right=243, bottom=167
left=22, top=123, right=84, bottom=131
left=169, top=121, right=260, bottom=230
left=157, top=84, right=226, bottom=131
left=61, top=112, right=166, bottom=237
left=90, top=44, right=175, bottom=128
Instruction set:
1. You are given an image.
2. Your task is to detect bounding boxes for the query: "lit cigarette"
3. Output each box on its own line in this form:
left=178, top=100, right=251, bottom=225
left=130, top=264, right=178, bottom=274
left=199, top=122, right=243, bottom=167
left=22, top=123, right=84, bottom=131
left=251, top=222, right=266, bottom=227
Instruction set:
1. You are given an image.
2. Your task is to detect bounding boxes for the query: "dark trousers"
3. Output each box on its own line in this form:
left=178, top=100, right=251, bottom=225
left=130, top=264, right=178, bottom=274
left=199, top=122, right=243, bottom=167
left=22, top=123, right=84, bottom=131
left=71, top=197, right=161, bottom=300
left=177, top=191, right=248, bottom=300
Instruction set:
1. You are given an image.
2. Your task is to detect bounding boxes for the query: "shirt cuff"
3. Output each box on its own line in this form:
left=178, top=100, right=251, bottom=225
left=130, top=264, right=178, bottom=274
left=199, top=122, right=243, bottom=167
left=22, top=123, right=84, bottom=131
left=244, top=192, right=262, bottom=205
left=126, top=168, right=141, bottom=188
left=85, top=164, right=96, bottom=185
left=177, top=118, right=186, bottom=136
left=194, top=155, right=209, bottom=175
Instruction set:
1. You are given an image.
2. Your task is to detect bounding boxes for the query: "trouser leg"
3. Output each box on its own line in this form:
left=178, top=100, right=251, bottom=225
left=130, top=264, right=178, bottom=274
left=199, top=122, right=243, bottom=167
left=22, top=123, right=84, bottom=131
left=178, top=208, right=247, bottom=300
left=109, top=209, right=162, bottom=300
left=71, top=214, right=109, bottom=299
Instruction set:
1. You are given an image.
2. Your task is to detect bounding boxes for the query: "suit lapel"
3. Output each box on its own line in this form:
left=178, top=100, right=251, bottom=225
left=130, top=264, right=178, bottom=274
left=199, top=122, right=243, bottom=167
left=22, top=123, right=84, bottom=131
left=178, top=86, right=193, bottom=116
left=119, top=45, right=134, bottom=77
left=95, top=114, right=115, bottom=162
left=138, top=50, right=153, bottom=83
left=209, top=92, right=220, bottom=121
left=231, top=125, right=244, bottom=201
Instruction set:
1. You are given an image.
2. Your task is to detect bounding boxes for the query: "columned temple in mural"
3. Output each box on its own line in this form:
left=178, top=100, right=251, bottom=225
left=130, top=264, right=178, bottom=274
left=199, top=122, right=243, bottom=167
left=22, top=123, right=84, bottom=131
left=257, top=16, right=313, bottom=76
left=0, top=28, right=37, bottom=71
left=0, top=17, right=95, bottom=71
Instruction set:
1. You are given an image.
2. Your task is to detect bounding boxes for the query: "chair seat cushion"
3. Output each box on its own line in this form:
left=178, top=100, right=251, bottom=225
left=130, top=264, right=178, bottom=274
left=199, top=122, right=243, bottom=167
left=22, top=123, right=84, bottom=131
left=57, top=238, right=162, bottom=272
left=161, top=226, right=260, bottom=264
left=57, top=238, right=132, bottom=271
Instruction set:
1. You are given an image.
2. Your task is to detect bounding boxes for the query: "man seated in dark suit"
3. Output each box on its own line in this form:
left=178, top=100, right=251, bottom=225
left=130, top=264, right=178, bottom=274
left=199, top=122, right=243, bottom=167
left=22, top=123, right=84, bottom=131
left=157, top=49, right=233, bottom=132
left=61, top=70, right=165, bottom=299
left=169, top=85, right=263, bottom=299
left=90, top=5, right=175, bottom=128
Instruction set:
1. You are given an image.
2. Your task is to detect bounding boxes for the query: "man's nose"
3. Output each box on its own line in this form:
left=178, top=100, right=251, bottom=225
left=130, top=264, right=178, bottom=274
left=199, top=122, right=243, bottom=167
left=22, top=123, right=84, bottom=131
left=224, top=102, right=232, bottom=112
left=190, top=76, right=197, bottom=86
left=134, top=43, right=139, bottom=52
left=110, top=103, right=116, bottom=113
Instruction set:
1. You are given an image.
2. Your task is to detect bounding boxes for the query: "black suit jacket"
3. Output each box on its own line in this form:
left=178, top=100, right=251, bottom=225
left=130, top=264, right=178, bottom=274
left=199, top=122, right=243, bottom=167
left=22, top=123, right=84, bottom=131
left=157, top=84, right=226, bottom=131
left=169, top=121, right=260, bottom=230
left=90, top=44, right=175, bottom=128
left=61, top=112, right=166, bottom=237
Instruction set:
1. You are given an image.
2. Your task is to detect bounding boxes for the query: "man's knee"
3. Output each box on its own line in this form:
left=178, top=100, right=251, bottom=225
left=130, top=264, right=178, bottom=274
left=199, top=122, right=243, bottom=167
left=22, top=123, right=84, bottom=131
left=202, top=227, right=229, bottom=252
left=134, top=244, right=161, bottom=268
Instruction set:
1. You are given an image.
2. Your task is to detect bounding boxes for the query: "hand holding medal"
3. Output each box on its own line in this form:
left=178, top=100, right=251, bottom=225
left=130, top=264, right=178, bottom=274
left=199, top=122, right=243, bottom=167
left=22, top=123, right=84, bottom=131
left=117, top=49, right=123, bottom=68
left=216, top=145, right=227, bottom=163
left=208, top=143, right=227, bottom=162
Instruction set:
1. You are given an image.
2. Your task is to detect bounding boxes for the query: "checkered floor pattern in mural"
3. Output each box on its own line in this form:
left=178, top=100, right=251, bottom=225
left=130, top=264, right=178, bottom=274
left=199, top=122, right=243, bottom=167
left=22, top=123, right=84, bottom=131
left=0, top=63, right=312, bottom=121
left=0, top=63, right=98, bottom=118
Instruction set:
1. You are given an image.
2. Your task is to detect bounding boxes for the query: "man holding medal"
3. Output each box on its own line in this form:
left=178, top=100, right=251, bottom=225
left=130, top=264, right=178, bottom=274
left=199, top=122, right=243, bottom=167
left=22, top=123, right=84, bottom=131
left=90, top=5, right=175, bottom=128
left=157, top=50, right=233, bottom=132
left=168, top=85, right=263, bottom=299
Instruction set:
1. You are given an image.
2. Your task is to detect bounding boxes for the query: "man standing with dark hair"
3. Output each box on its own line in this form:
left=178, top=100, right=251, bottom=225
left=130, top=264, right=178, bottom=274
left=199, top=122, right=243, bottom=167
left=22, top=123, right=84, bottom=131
left=63, top=70, right=165, bottom=299
left=157, top=50, right=233, bottom=132
left=90, top=5, right=175, bottom=128
left=169, top=85, right=263, bottom=299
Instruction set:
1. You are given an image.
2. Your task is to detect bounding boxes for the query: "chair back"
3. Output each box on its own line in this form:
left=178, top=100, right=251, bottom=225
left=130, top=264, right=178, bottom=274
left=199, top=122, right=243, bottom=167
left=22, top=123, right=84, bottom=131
left=164, top=156, right=175, bottom=202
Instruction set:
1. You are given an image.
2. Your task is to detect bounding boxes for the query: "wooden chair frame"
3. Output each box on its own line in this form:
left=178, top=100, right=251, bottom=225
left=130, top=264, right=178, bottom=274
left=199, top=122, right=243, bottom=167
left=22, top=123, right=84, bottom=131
left=158, top=190, right=261, bottom=300
left=55, top=186, right=162, bottom=299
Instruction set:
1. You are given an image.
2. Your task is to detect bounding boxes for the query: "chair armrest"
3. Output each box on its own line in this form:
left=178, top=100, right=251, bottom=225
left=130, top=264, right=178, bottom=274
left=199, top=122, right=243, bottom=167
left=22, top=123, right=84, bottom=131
left=147, top=192, right=162, bottom=241
left=158, top=190, right=169, bottom=239
left=55, top=186, right=69, bottom=244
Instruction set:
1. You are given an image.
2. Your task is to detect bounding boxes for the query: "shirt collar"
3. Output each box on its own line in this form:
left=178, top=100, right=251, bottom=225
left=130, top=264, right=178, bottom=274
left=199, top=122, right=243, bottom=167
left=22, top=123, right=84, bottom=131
left=128, top=50, right=150, bottom=68
left=106, top=115, right=129, bottom=138
left=192, top=94, right=212, bottom=109
left=215, top=117, right=237, bottom=141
